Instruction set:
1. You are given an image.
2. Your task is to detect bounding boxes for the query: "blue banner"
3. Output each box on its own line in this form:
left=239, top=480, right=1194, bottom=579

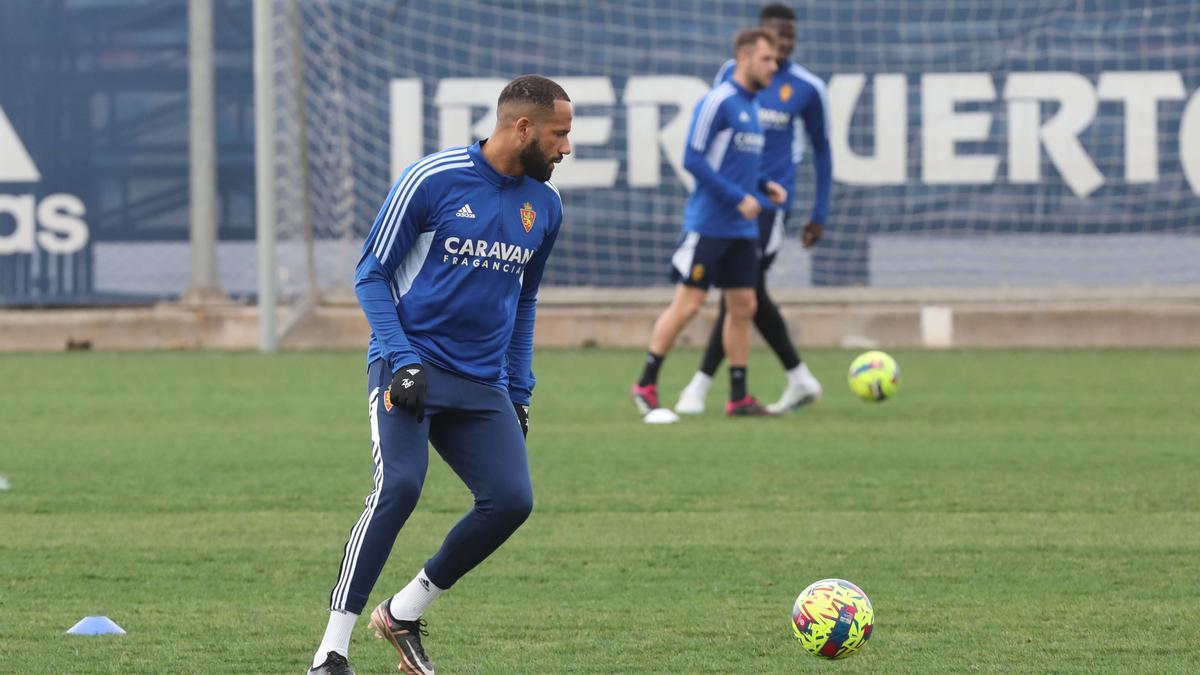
left=3, top=1, right=1199, bottom=302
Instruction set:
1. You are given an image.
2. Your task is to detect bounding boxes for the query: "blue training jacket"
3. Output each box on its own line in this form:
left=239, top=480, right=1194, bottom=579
left=354, top=140, right=563, bottom=405
left=681, top=79, right=769, bottom=240
left=715, top=59, right=832, bottom=223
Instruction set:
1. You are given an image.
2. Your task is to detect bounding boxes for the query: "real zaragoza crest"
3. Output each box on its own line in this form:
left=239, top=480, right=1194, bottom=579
left=520, top=202, right=536, bottom=233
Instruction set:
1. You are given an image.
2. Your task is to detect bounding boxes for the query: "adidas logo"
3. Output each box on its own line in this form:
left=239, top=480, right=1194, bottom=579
left=739, top=111, right=750, bottom=123
left=455, top=203, right=476, bottom=218
left=0, top=105, right=41, bottom=182
left=0, top=104, right=90, bottom=256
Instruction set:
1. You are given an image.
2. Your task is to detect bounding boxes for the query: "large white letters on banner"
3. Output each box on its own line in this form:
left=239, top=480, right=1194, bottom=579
left=828, top=74, right=907, bottom=185
left=1180, top=88, right=1200, bottom=196
left=1004, top=73, right=1102, bottom=196
left=0, top=105, right=89, bottom=256
left=624, top=76, right=710, bottom=190
left=390, top=71, right=1200, bottom=195
left=922, top=73, right=998, bottom=185
left=1096, top=72, right=1186, bottom=183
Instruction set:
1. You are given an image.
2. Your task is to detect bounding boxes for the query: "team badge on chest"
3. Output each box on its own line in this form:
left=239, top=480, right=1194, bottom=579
left=520, top=202, right=536, bottom=233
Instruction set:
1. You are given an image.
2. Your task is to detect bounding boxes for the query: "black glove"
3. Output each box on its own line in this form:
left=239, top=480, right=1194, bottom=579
left=513, top=402, right=529, bottom=439
left=801, top=221, right=823, bottom=248
left=387, top=363, right=427, bottom=422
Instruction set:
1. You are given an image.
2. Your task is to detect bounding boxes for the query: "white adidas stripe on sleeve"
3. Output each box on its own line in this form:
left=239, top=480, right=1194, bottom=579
left=371, top=148, right=470, bottom=262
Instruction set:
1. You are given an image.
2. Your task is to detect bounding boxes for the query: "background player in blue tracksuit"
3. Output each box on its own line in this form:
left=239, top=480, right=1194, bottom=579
left=675, top=3, right=832, bottom=416
left=631, top=28, right=786, bottom=420
left=307, top=76, right=572, bottom=675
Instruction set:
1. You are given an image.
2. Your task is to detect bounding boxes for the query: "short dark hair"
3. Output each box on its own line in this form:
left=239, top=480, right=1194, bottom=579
left=497, top=75, right=570, bottom=114
left=759, top=3, right=796, bottom=23
left=733, top=27, right=777, bottom=55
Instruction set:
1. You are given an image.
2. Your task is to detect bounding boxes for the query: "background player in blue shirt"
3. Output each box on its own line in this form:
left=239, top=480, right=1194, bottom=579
left=675, top=3, right=831, bottom=416
left=308, top=75, right=571, bottom=675
left=631, top=28, right=786, bottom=420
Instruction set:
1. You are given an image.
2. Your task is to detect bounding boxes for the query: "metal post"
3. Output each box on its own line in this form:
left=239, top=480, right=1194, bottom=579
left=254, top=0, right=278, bottom=352
left=187, top=0, right=220, bottom=297
left=288, top=0, right=317, bottom=301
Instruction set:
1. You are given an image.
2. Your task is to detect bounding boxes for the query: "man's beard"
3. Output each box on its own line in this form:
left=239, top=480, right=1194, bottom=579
left=755, top=69, right=775, bottom=91
left=519, top=138, right=555, bottom=182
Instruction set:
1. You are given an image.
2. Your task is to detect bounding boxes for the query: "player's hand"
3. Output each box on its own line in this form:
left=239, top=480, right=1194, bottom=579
left=513, top=402, right=529, bottom=439
left=737, top=194, right=762, bottom=220
left=764, top=181, right=787, bottom=205
left=388, top=363, right=427, bottom=422
left=801, top=221, right=823, bottom=248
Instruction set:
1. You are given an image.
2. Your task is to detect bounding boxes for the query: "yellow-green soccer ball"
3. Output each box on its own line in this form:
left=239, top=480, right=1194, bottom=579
left=791, top=578, right=874, bottom=659
left=848, top=351, right=899, bottom=402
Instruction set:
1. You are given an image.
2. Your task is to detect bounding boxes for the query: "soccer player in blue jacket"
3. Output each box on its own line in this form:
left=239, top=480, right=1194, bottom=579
left=632, top=28, right=786, bottom=420
left=676, top=3, right=831, bottom=416
left=308, top=75, right=571, bottom=675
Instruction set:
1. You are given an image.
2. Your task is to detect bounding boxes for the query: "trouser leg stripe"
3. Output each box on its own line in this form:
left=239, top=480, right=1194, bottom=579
left=329, top=388, right=385, bottom=610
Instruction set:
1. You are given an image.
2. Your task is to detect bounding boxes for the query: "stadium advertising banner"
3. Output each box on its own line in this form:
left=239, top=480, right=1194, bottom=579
left=392, top=72, right=1200, bottom=198
left=0, top=0, right=255, bottom=304
left=2, top=1, right=1198, bottom=302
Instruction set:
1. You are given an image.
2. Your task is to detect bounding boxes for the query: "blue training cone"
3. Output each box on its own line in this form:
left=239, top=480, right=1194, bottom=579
left=67, top=616, right=126, bottom=635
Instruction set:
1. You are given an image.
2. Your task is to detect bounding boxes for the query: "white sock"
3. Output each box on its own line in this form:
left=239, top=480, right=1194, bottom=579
left=787, top=362, right=811, bottom=384
left=389, top=568, right=445, bottom=621
left=313, top=609, right=359, bottom=668
left=686, top=371, right=713, bottom=392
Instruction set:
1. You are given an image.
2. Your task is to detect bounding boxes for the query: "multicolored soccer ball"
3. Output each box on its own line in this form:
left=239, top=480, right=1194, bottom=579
left=791, top=578, right=874, bottom=659
left=848, top=351, right=899, bottom=402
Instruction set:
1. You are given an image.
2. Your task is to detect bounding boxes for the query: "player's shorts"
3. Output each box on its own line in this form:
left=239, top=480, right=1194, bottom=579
left=670, top=233, right=760, bottom=289
left=758, top=209, right=788, bottom=271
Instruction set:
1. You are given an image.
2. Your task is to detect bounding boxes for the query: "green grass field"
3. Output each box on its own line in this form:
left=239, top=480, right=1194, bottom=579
left=2, top=349, right=1199, bottom=673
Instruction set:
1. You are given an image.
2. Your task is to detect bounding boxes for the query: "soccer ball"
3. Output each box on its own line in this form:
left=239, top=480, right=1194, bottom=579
left=791, top=578, right=874, bottom=659
left=847, top=351, right=899, bottom=402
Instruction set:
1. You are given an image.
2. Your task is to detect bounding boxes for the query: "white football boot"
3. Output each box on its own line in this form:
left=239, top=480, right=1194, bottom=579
left=673, top=372, right=712, bottom=415
left=767, top=363, right=823, bottom=414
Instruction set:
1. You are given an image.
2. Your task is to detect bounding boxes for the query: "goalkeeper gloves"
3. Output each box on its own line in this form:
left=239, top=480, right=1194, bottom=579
left=387, top=363, right=427, bottom=423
